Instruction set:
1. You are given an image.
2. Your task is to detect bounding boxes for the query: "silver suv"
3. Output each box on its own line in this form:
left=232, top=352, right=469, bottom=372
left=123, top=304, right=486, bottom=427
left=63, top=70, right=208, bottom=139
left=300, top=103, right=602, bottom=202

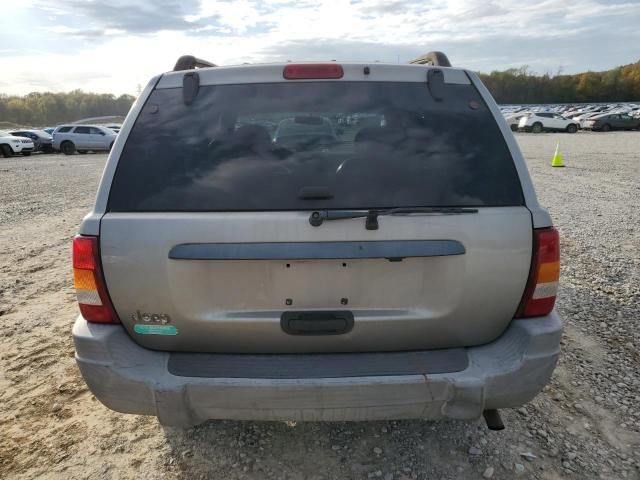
left=52, top=124, right=117, bottom=155
left=72, top=53, right=562, bottom=429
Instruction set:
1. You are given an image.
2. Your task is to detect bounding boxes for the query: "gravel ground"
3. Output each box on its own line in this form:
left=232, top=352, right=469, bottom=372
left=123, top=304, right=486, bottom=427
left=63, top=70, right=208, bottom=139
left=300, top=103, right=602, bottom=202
left=1, top=131, right=639, bottom=479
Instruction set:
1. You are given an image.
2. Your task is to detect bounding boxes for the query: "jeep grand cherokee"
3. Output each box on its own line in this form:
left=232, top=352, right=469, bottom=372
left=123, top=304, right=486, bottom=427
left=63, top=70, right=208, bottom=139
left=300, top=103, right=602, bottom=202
left=72, top=52, right=561, bottom=428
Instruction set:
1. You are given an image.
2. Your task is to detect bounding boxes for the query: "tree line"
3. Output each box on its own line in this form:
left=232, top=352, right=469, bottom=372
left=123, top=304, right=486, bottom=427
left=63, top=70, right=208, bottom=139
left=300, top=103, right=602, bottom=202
left=1, top=61, right=639, bottom=126
left=479, top=61, right=640, bottom=104
left=0, top=90, right=135, bottom=128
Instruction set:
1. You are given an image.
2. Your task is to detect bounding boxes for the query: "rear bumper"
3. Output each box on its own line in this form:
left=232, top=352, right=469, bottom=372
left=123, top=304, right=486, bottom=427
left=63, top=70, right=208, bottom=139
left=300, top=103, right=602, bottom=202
left=73, top=313, right=561, bottom=427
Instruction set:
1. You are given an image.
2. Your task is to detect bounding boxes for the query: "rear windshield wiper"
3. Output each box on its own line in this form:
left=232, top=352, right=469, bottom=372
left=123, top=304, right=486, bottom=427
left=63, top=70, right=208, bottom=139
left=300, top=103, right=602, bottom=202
left=309, top=207, right=478, bottom=230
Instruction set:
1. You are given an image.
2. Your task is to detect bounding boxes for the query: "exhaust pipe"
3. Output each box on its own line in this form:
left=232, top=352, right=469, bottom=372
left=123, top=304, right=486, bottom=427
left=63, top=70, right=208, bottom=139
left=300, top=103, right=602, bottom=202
left=483, top=409, right=505, bottom=431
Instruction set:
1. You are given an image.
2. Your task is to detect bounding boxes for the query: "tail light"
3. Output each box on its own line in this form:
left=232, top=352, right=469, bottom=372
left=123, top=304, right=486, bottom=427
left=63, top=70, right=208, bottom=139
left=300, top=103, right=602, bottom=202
left=72, top=236, right=120, bottom=323
left=515, top=227, right=560, bottom=318
left=283, top=64, right=344, bottom=80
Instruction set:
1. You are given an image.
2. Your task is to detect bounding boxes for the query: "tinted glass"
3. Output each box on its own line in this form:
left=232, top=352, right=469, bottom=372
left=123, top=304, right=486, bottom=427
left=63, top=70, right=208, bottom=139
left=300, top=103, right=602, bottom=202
left=58, top=126, right=72, bottom=133
left=74, top=126, right=90, bottom=134
left=90, top=127, right=104, bottom=135
left=109, top=82, right=523, bottom=212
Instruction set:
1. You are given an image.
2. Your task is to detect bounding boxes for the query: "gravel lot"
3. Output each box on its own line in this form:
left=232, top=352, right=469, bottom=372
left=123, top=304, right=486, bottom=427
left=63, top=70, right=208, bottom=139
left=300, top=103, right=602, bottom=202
left=1, top=132, right=639, bottom=479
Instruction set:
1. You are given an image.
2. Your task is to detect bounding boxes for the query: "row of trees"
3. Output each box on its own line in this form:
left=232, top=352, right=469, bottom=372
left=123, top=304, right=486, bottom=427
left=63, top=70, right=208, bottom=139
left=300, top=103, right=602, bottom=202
left=479, top=61, right=640, bottom=104
left=0, top=62, right=639, bottom=126
left=0, top=90, right=135, bottom=128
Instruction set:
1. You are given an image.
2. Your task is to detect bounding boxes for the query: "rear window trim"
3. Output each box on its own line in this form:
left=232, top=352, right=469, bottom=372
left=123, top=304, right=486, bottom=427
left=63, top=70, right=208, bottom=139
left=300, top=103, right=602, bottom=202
left=107, top=80, right=526, bottom=212
left=107, top=202, right=525, bottom=213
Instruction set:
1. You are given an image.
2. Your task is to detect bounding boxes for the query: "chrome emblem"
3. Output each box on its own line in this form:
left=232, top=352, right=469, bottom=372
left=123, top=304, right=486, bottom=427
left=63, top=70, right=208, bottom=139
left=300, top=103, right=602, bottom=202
left=131, top=310, right=171, bottom=325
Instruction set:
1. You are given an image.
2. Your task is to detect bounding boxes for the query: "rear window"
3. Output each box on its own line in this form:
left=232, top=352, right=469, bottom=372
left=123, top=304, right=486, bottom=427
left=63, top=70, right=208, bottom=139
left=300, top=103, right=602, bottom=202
left=109, top=81, right=523, bottom=212
left=58, top=126, right=72, bottom=133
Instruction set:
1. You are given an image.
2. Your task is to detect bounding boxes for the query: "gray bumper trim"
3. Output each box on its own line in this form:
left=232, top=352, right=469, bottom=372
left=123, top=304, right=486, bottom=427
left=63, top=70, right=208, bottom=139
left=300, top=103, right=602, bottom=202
left=167, top=348, right=468, bottom=379
left=73, top=312, right=561, bottom=427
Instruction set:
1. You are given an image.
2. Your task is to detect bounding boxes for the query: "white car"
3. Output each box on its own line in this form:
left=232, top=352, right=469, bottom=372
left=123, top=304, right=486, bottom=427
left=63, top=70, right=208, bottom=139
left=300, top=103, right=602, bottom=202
left=571, top=111, right=597, bottom=122
left=103, top=123, right=122, bottom=133
left=573, top=112, right=606, bottom=128
left=518, top=112, right=578, bottom=133
left=504, top=112, right=530, bottom=131
left=0, top=130, right=35, bottom=157
left=52, top=124, right=117, bottom=155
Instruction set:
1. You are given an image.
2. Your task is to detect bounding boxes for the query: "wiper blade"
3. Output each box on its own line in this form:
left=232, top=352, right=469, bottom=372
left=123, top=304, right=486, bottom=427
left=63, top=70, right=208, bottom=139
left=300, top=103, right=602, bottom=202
left=387, top=207, right=479, bottom=216
left=309, top=207, right=478, bottom=229
left=309, top=210, right=370, bottom=227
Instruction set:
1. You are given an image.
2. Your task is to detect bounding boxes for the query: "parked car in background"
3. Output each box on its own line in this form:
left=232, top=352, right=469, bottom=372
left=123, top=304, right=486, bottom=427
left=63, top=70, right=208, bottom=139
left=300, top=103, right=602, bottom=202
left=9, top=129, right=54, bottom=153
left=273, top=116, right=338, bottom=150
left=504, top=112, right=529, bottom=131
left=582, top=113, right=640, bottom=131
left=103, top=124, right=122, bottom=133
left=0, top=130, right=35, bottom=157
left=569, top=107, right=604, bottom=119
left=52, top=124, right=117, bottom=155
left=572, top=112, right=602, bottom=128
left=570, top=111, right=600, bottom=126
left=500, top=103, right=640, bottom=129
left=519, top=112, right=578, bottom=133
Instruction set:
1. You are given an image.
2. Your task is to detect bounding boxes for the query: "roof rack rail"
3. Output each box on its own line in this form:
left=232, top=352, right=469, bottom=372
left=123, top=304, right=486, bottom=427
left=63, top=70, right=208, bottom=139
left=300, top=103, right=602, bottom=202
left=409, top=51, right=452, bottom=68
left=173, top=55, right=217, bottom=72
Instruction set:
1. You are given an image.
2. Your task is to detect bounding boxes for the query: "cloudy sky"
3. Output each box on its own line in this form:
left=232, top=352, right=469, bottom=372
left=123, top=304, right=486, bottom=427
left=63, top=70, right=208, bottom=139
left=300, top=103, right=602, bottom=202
left=1, top=0, right=639, bottom=96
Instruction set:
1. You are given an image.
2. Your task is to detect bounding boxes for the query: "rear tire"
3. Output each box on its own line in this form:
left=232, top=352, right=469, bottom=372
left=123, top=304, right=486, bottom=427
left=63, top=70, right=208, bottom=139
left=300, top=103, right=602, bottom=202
left=601, top=124, right=611, bottom=132
left=22, top=151, right=31, bottom=156
left=566, top=124, right=577, bottom=133
left=1, top=144, right=12, bottom=158
left=510, top=124, right=518, bottom=132
left=61, top=141, right=76, bottom=155
left=531, top=123, right=543, bottom=134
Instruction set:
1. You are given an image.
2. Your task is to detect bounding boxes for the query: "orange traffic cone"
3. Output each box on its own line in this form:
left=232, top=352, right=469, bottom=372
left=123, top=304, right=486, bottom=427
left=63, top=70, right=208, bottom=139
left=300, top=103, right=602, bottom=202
left=551, top=141, right=564, bottom=167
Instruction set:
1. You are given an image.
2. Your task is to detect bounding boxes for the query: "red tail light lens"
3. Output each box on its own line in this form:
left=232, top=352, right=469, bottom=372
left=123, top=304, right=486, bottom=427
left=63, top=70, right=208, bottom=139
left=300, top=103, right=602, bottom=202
left=515, top=227, right=560, bottom=318
left=283, top=64, right=344, bottom=80
left=72, top=236, right=120, bottom=324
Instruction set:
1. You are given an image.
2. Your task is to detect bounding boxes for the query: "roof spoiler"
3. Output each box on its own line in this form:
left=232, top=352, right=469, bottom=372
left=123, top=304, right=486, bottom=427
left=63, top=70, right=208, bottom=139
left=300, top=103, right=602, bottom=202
left=172, top=53, right=450, bottom=70
left=173, top=55, right=216, bottom=72
left=409, top=51, right=451, bottom=67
